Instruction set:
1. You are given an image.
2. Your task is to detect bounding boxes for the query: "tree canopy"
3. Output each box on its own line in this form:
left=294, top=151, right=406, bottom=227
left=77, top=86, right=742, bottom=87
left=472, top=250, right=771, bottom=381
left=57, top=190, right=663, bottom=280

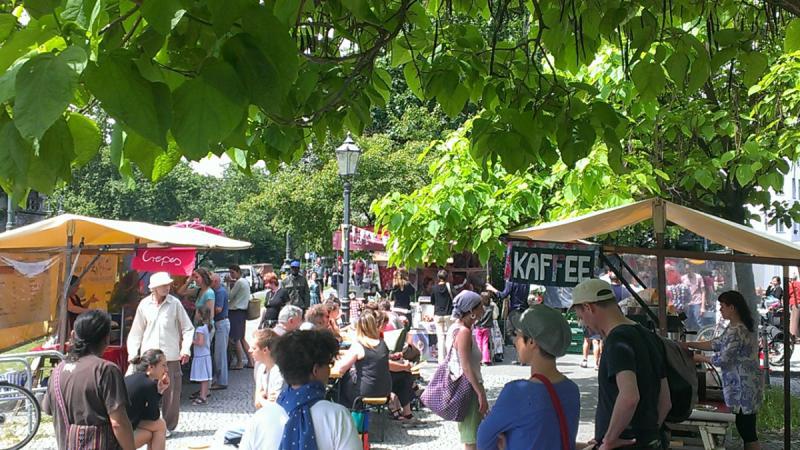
left=3, top=0, right=800, bottom=202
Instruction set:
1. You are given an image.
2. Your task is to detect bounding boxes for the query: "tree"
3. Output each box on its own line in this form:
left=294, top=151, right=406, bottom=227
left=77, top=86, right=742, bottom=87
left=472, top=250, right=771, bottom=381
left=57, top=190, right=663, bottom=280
left=2, top=0, right=799, bottom=200
left=371, top=117, right=663, bottom=267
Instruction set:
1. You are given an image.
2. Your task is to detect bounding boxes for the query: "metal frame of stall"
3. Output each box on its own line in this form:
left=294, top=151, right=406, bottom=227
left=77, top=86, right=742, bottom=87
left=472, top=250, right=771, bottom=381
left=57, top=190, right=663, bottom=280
left=506, top=228, right=794, bottom=449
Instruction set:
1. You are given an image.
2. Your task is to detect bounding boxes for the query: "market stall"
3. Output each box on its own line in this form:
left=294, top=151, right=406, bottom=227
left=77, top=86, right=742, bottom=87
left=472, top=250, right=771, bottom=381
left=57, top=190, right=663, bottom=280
left=507, top=197, right=796, bottom=449
left=0, top=214, right=251, bottom=355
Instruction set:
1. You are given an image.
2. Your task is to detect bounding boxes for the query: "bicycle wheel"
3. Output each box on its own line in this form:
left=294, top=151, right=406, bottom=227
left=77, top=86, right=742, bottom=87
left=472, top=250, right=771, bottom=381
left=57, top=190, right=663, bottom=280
left=0, top=382, right=40, bottom=450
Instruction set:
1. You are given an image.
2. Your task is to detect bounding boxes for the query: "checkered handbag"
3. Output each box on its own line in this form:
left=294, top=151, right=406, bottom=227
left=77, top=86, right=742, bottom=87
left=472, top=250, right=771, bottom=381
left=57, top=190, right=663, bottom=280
left=420, top=328, right=475, bottom=422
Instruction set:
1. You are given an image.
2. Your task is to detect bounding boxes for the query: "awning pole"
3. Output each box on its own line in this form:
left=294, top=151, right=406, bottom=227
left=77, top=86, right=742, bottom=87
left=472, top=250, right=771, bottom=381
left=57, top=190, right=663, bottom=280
left=782, top=265, right=791, bottom=450
left=58, top=227, right=74, bottom=349
left=653, top=199, right=667, bottom=336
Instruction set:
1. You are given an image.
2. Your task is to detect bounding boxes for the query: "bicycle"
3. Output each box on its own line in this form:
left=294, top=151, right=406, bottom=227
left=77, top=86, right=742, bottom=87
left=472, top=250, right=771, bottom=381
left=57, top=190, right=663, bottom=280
left=0, top=381, right=40, bottom=450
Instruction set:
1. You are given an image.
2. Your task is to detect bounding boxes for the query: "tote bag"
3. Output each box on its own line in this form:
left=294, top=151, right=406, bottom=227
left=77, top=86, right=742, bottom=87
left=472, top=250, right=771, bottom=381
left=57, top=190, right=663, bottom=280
left=420, top=328, right=475, bottom=421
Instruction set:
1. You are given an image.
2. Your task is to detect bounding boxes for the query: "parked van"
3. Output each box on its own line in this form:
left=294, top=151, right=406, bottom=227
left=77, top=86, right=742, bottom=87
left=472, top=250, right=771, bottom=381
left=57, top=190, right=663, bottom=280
left=239, top=264, right=263, bottom=292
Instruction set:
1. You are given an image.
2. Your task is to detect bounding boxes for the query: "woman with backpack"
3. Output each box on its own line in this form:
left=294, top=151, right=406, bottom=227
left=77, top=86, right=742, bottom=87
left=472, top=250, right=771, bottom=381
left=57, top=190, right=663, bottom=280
left=684, top=291, right=763, bottom=450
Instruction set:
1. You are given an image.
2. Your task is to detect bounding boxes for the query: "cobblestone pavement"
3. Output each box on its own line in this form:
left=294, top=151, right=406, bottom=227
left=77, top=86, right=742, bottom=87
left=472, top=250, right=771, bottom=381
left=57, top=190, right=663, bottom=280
left=26, top=333, right=798, bottom=449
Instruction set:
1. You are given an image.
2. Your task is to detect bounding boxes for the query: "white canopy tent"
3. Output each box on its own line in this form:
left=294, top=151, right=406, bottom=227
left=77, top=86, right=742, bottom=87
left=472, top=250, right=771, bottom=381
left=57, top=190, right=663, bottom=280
left=509, top=198, right=800, bottom=260
left=509, top=198, right=795, bottom=448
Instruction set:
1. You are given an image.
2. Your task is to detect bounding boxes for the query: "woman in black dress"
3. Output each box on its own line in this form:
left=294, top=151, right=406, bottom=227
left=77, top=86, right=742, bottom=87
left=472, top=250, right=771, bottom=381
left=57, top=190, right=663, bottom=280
left=389, top=269, right=415, bottom=325
left=125, top=349, right=169, bottom=450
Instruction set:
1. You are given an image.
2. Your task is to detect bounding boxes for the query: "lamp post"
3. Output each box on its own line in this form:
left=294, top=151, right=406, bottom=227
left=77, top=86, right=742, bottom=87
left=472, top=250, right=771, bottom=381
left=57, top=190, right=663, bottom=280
left=336, top=133, right=361, bottom=324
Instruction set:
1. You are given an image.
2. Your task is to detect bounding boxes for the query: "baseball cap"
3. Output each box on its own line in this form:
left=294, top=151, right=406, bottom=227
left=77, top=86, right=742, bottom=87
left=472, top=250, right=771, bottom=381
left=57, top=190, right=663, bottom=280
left=290, top=260, right=301, bottom=268
left=513, top=305, right=572, bottom=357
left=571, top=278, right=616, bottom=306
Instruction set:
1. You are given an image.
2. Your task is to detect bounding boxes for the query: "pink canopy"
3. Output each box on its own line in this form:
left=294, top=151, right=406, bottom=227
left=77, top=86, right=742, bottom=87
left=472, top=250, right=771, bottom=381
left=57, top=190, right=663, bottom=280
left=171, top=219, right=225, bottom=236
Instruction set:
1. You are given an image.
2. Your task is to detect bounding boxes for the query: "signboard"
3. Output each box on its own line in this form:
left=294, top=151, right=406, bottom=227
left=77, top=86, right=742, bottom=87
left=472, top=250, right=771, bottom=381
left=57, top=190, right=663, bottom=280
left=0, top=253, right=60, bottom=329
left=131, top=248, right=196, bottom=275
left=504, top=240, right=599, bottom=287
left=332, top=225, right=389, bottom=252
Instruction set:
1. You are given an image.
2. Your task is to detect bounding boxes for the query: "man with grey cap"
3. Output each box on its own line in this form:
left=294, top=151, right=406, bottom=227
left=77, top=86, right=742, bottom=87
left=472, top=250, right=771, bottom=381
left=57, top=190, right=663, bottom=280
left=477, top=304, right=580, bottom=449
left=571, top=279, right=670, bottom=450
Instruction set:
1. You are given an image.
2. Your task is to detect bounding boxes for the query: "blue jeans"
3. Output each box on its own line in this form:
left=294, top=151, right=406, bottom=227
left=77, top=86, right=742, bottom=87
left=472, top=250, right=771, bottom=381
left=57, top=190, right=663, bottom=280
left=213, top=318, right=230, bottom=386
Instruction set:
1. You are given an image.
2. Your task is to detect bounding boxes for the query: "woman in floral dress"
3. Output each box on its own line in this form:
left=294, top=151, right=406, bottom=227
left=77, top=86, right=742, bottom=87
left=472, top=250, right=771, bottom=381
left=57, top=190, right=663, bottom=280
left=684, top=290, right=763, bottom=450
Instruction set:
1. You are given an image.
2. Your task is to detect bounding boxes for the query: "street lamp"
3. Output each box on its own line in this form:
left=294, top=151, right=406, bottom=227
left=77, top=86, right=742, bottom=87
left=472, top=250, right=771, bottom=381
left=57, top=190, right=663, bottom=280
left=336, top=133, right=361, bottom=324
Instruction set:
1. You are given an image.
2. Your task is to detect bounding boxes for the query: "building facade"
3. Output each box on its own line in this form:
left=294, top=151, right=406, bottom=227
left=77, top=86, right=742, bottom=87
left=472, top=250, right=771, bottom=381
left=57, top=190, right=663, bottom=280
left=0, top=191, right=49, bottom=232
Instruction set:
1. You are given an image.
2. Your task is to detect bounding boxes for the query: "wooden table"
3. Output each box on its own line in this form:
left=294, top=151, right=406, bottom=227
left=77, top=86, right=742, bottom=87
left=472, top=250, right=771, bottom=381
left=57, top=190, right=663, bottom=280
left=666, top=402, right=734, bottom=450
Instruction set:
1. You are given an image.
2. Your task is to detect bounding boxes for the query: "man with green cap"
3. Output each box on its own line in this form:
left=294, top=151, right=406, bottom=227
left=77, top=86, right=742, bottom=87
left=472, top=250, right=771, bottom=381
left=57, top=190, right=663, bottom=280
left=477, top=304, right=581, bottom=450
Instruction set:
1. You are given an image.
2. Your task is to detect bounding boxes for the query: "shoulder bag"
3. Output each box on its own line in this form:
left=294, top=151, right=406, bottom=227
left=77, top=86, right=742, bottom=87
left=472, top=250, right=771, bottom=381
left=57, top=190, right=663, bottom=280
left=52, top=362, right=120, bottom=450
left=246, top=294, right=262, bottom=320
left=531, top=374, right=571, bottom=450
left=420, top=327, right=475, bottom=422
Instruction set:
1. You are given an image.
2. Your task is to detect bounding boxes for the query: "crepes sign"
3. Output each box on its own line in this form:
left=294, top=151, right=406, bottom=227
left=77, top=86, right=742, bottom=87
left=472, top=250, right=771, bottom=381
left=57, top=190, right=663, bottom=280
left=503, top=240, right=599, bottom=287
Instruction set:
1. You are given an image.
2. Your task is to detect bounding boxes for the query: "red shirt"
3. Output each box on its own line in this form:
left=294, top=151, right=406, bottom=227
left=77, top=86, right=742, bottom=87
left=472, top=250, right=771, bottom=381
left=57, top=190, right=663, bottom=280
left=788, top=280, right=800, bottom=307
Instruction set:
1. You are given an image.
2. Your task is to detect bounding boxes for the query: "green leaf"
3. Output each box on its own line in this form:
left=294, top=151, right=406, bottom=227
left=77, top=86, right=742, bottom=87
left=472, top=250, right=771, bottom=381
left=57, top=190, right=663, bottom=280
left=59, top=46, right=89, bottom=75
left=62, top=0, right=102, bottom=30
left=222, top=32, right=295, bottom=114
left=427, top=220, right=441, bottom=237
left=123, top=129, right=161, bottom=177
left=479, top=227, right=492, bottom=243
left=0, top=16, right=57, bottom=72
left=0, top=13, right=16, bottom=42
left=140, top=0, right=185, bottom=35
left=403, top=64, right=423, bottom=99
left=687, top=52, right=710, bottom=93
left=785, top=19, right=800, bottom=53
left=710, top=46, right=737, bottom=72
left=736, top=165, right=754, bottom=186
left=0, top=59, right=25, bottom=103
left=240, top=7, right=298, bottom=109
left=739, top=51, right=768, bottom=87
left=694, top=168, right=713, bottom=189
left=0, top=118, right=33, bottom=195
left=209, top=0, right=249, bottom=36
left=664, top=51, right=689, bottom=86
left=24, top=0, right=61, bottom=19
left=274, top=0, right=301, bottom=25
left=28, top=118, right=75, bottom=193
left=631, top=60, right=666, bottom=101
left=171, top=60, right=248, bottom=159
left=440, top=84, right=469, bottom=118
left=67, top=112, right=101, bottom=166
left=13, top=52, right=77, bottom=140
left=84, top=50, right=172, bottom=148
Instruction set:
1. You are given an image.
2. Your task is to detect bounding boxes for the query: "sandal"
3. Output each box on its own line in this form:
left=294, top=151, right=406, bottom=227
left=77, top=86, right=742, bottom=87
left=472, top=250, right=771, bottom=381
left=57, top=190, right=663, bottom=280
left=192, top=397, right=208, bottom=405
left=580, top=359, right=588, bottom=368
left=190, top=391, right=211, bottom=399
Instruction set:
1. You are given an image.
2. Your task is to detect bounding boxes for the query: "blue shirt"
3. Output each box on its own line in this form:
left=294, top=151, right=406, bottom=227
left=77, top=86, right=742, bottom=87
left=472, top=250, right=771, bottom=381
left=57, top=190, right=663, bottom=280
left=477, top=378, right=580, bottom=450
left=214, top=286, right=229, bottom=321
left=498, top=281, right=530, bottom=310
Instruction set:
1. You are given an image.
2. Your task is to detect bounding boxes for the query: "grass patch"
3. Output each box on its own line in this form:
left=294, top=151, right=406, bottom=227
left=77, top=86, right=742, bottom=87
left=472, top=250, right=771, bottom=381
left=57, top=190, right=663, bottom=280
left=757, top=386, right=800, bottom=432
left=0, top=337, right=46, bottom=356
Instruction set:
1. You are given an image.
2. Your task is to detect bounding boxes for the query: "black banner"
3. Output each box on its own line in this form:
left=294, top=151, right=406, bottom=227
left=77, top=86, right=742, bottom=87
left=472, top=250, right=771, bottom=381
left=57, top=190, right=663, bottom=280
left=506, top=244, right=597, bottom=287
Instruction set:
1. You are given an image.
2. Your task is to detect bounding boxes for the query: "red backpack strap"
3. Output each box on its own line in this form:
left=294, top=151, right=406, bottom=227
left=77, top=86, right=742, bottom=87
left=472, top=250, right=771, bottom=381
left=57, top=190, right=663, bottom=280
left=531, top=374, right=570, bottom=450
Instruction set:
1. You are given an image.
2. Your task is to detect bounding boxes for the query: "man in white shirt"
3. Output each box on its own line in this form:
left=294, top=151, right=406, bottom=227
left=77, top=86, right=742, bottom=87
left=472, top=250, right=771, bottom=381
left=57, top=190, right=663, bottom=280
left=228, top=265, right=254, bottom=369
left=127, top=272, right=195, bottom=432
left=240, top=330, right=360, bottom=450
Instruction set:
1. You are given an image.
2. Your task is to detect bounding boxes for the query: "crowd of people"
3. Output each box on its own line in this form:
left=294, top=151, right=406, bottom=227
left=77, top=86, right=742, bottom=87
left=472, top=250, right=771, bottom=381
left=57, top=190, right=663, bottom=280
left=44, top=259, right=766, bottom=450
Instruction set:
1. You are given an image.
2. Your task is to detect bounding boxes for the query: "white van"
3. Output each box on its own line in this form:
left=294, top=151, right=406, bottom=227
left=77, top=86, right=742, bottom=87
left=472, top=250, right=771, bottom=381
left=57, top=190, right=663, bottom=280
left=239, top=264, right=263, bottom=292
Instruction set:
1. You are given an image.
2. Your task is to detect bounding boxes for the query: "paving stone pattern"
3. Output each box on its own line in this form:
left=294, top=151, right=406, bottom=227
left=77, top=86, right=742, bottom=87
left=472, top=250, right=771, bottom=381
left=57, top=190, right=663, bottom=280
left=26, top=344, right=796, bottom=449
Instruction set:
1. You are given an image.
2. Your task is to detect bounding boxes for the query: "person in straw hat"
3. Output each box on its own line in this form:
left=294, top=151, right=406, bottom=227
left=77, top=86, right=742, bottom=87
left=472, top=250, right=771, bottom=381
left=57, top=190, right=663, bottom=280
left=127, top=272, right=195, bottom=434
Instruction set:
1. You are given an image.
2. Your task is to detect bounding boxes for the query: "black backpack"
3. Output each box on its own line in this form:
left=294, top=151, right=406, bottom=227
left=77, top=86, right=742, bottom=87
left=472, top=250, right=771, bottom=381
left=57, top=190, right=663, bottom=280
left=654, top=333, right=698, bottom=422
